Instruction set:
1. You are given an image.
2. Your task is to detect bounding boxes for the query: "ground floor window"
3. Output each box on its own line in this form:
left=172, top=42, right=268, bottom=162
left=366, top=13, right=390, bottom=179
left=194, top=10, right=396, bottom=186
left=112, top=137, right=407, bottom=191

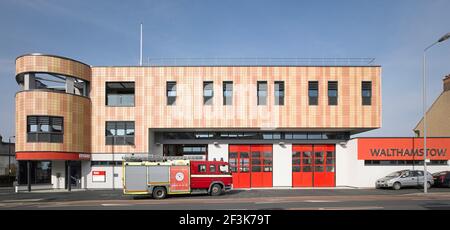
left=163, top=144, right=207, bottom=158
left=18, top=161, right=52, bottom=185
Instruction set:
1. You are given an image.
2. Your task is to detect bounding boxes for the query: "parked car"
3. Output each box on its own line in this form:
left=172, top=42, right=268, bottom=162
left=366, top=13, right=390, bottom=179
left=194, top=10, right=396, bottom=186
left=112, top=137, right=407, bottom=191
left=375, top=170, right=434, bottom=190
left=432, top=171, right=450, bottom=187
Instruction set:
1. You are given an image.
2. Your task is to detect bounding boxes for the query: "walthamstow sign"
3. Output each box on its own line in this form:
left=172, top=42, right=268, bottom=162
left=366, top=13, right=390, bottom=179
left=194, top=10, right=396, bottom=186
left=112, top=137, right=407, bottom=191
left=358, top=137, right=450, bottom=160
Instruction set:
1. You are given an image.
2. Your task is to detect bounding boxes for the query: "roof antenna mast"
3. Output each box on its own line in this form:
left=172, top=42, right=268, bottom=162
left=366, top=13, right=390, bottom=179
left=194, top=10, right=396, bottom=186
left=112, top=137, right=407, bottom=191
left=139, top=23, right=143, bottom=66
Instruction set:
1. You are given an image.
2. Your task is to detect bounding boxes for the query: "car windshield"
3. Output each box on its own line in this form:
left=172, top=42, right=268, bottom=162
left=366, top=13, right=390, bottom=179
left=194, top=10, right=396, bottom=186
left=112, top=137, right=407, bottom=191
left=386, top=171, right=403, bottom=178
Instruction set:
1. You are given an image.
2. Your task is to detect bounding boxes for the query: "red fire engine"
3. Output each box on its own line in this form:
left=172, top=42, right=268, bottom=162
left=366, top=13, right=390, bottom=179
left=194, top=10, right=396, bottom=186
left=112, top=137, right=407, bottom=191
left=123, top=158, right=232, bottom=199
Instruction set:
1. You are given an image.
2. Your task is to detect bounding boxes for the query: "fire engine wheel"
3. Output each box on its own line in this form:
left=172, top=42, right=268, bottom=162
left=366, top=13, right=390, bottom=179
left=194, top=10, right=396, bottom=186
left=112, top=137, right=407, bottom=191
left=153, top=187, right=167, bottom=199
left=210, top=184, right=223, bottom=196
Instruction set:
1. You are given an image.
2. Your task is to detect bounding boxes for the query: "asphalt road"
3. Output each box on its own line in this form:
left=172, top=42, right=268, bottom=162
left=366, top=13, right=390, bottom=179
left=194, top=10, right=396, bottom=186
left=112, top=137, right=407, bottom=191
left=1, top=187, right=450, bottom=210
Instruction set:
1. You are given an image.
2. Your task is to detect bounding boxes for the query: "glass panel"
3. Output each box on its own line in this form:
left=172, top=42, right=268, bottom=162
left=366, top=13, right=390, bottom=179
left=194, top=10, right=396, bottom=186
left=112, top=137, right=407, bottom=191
left=263, top=152, right=272, bottom=158
left=303, top=152, right=312, bottom=158
left=114, top=122, right=125, bottom=136
left=292, top=159, right=301, bottom=165
left=210, top=165, right=216, bottom=173
left=293, top=133, right=307, bottom=139
left=292, top=152, right=301, bottom=158
left=326, top=166, right=335, bottom=172
left=40, top=125, right=49, bottom=132
left=302, top=166, right=312, bottom=172
left=252, top=159, right=261, bottom=165
left=263, top=166, right=272, bottom=172
left=229, top=152, right=237, bottom=158
left=251, top=166, right=261, bottom=172
left=315, top=166, right=324, bottom=172
left=292, top=166, right=301, bottom=172
left=315, top=158, right=324, bottom=164
left=30, top=125, right=38, bottom=132
left=326, top=158, right=334, bottom=164
left=326, top=151, right=334, bottom=157
left=251, top=152, right=261, bottom=158
left=303, top=158, right=312, bottom=165
left=315, top=151, right=324, bottom=158
left=198, top=165, right=206, bottom=172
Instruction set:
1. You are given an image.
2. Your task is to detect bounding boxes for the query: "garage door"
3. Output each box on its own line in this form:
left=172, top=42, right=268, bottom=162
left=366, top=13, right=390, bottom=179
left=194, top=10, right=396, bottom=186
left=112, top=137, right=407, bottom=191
left=229, top=145, right=273, bottom=188
left=292, top=144, right=335, bottom=187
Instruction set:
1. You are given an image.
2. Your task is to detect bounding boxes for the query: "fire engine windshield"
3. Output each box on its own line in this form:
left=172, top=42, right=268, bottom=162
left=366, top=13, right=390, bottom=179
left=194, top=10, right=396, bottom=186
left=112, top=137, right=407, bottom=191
left=220, top=165, right=229, bottom=174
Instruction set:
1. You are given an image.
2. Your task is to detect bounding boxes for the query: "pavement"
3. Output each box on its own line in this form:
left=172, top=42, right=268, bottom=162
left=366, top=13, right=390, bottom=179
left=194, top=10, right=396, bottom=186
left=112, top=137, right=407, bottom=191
left=1, top=187, right=450, bottom=210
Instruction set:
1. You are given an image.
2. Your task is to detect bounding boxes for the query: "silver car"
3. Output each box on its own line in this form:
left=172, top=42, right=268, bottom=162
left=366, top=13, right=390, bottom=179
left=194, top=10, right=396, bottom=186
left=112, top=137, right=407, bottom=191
left=375, top=170, right=434, bottom=190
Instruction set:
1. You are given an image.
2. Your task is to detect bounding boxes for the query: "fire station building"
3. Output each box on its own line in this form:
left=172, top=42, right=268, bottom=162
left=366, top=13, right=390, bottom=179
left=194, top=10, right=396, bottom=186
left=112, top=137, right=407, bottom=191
left=14, top=54, right=450, bottom=190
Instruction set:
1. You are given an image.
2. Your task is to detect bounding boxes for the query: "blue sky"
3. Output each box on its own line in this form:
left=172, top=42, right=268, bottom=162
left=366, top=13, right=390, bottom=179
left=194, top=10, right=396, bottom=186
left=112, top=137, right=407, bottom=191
left=0, top=0, right=449, bottom=139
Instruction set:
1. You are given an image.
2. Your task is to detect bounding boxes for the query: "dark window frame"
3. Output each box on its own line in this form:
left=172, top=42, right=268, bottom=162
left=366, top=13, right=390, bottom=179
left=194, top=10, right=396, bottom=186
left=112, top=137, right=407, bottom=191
left=362, top=81, right=372, bottom=106
left=203, top=81, right=214, bottom=105
left=223, top=81, right=233, bottom=105
left=27, top=116, right=64, bottom=143
left=309, top=81, right=319, bottom=106
left=105, top=82, right=135, bottom=107
left=257, top=81, right=268, bottom=106
left=167, top=81, right=177, bottom=106
left=105, top=121, right=135, bottom=145
left=274, top=81, right=285, bottom=106
left=328, top=81, right=338, bottom=106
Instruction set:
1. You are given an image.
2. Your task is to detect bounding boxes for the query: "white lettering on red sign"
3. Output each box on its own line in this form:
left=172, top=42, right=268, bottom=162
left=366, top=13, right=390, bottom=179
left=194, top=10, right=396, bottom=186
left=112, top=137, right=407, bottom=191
left=92, top=171, right=106, bottom=182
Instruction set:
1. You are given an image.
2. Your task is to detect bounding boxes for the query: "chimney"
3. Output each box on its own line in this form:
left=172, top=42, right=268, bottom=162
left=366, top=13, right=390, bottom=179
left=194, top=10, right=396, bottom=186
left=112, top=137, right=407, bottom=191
left=444, top=74, right=450, bottom=92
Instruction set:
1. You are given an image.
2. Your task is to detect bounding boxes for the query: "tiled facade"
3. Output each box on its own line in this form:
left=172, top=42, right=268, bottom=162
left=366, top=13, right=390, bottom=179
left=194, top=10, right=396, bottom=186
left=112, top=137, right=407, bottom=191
left=15, top=54, right=381, bottom=158
left=90, top=66, right=381, bottom=155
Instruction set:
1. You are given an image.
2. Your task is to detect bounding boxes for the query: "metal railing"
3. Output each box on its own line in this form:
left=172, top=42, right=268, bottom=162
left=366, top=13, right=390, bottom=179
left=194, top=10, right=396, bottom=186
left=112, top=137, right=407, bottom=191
left=145, top=57, right=376, bottom=67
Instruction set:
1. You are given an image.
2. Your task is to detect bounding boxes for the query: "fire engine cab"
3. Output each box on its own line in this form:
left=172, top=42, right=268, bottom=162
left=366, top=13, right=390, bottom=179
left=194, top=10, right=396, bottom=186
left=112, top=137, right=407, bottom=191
left=123, top=158, right=232, bottom=199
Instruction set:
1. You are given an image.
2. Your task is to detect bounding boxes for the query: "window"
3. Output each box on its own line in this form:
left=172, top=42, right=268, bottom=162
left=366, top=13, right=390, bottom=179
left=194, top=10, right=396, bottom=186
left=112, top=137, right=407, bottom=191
left=198, top=164, right=207, bottom=173
left=27, top=116, right=63, bottom=143
left=105, top=121, right=135, bottom=145
left=203, top=81, right=213, bottom=105
left=223, top=81, right=233, bottom=105
left=167, top=81, right=176, bottom=105
left=309, top=81, right=319, bottom=105
left=106, top=82, right=135, bottom=106
left=274, top=81, right=284, bottom=105
left=219, top=165, right=229, bottom=174
left=362, top=81, right=372, bottom=105
left=328, top=81, right=338, bottom=106
left=210, top=164, right=216, bottom=173
left=18, top=161, right=52, bottom=185
left=257, top=81, right=267, bottom=105
left=91, top=161, right=123, bottom=166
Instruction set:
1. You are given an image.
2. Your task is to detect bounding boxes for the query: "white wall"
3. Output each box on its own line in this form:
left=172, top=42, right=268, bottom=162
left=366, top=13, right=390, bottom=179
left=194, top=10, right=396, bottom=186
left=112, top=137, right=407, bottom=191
left=51, top=160, right=65, bottom=189
left=208, top=144, right=228, bottom=161
left=336, top=139, right=450, bottom=188
left=85, top=154, right=124, bottom=189
left=273, top=144, right=292, bottom=187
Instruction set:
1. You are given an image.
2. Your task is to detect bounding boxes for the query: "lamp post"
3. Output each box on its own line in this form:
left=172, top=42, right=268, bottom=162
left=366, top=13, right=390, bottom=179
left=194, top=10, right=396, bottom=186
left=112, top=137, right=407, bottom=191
left=422, top=32, right=450, bottom=194
left=8, top=136, right=15, bottom=176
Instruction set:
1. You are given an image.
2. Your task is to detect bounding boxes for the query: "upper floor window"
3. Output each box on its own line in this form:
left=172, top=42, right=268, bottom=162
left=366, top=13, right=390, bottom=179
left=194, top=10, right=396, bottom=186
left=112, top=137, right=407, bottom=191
left=20, top=73, right=89, bottom=97
left=203, top=81, right=213, bottom=105
left=223, top=81, right=233, bottom=105
left=362, top=81, right=372, bottom=105
left=274, top=81, right=284, bottom=105
left=105, top=121, right=135, bottom=145
left=27, top=116, right=63, bottom=143
left=167, top=81, right=177, bottom=105
left=309, top=81, right=319, bottom=105
left=106, top=82, right=135, bottom=106
left=328, top=81, right=338, bottom=106
left=257, top=81, right=267, bottom=105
